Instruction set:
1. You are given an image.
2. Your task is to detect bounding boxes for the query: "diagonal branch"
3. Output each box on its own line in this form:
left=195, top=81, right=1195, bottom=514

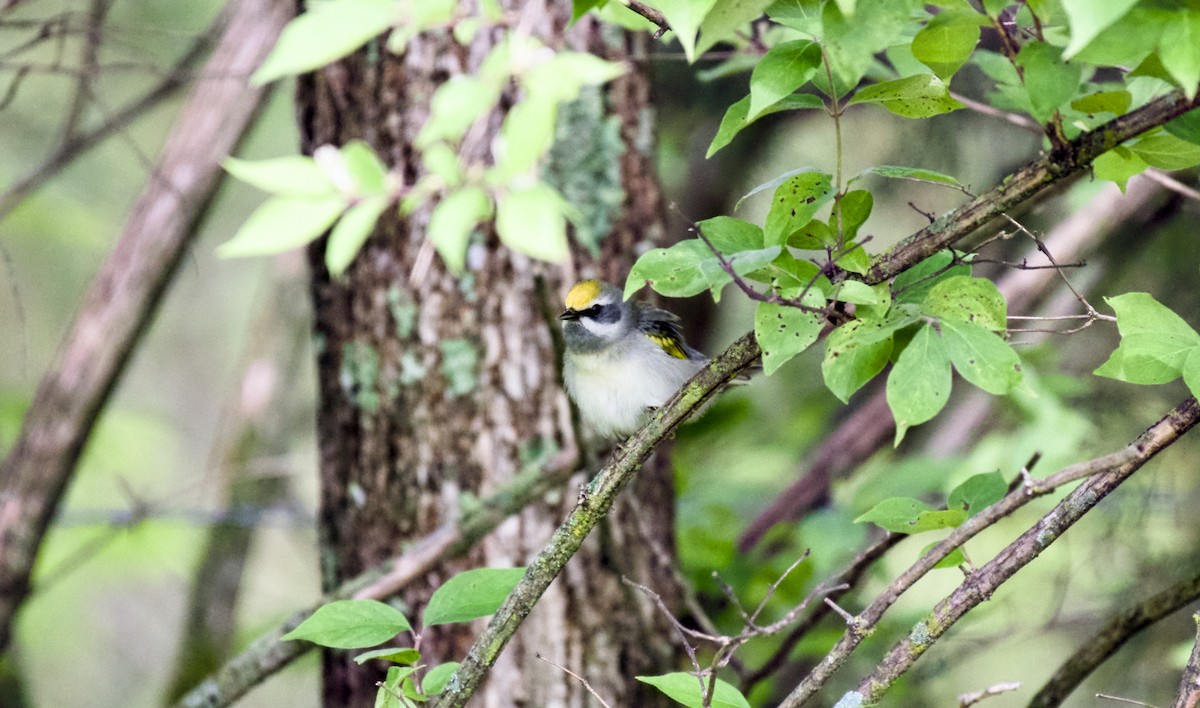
left=0, top=0, right=290, bottom=654
left=424, top=91, right=1198, bottom=706
left=429, top=333, right=763, bottom=708
left=173, top=450, right=579, bottom=708
left=865, top=90, right=1200, bottom=284
left=1029, top=568, right=1200, bottom=707
left=805, top=397, right=1200, bottom=706
left=1176, top=614, right=1200, bottom=708
left=777, top=397, right=1200, bottom=705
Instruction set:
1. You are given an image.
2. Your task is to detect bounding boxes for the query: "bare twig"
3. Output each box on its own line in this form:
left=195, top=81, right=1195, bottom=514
left=534, top=653, right=614, bottom=708
left=0, top=8, right=224, bottom=221
left=959, top=681, right=1021, bottom=707
left=0, top=0, right=290, bottom=654
left=620, top=0, right=669, bottom=39
left=1097, top=694, right=1159, bottom=707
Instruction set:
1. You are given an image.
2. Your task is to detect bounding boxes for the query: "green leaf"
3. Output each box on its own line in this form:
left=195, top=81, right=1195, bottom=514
left=922, top=275, right=1007, bottom=331
left=854, top=497, right=966, bottom=534
left=1094, top=292, right=1200, bottom=385
left=763, top=171, right=835, bottom=246
left=707, top=93, right=825, bottom=158
left=416, top=76, right=500, bottom=148
left=494, top=95, right=557, bottom=178
left=340, top=140, right=390, bottom=196
left=1014, top=41, right=1081, bottom=123
left=217, top=195, right=346, bottom=258
left=1184, top=348, right=1200, bottom=401
left=822, top=311, right=918, bottom=402
left=892, top=250, right=970, bottom=305
left=848, top=73, right=963, bottom=118
left=283, top=600, right=411, bottom=649
left=699, top=215, right=766, bottom=252
left=947, top=471, right=1007, bottom=516
left=1093, top=146, right=1148, bottom=192
left=1130, top=134, right=1200, bottom=171
left=853, top=164, right=964, bottom=189
left=1159, top=11, right=1200, bottom=100
left=784, top=219, right=835, bottom=250
left=822, top=0, right=912, bottom=87
left=887, top=324, right=951, bottom=445
left=694, top=0, right=776, bottom=56
left=1061, top=0, right=1138, bottom=59
left=224, top=156, right=333, bottom=197
left=422, top=662, right=460, bottom=695
left=423, top=568, right=527, bottom=627
left=377, top=666, right=419, bottom=708
left=755, top=289, right=825, bottom=375
left=524, top=52, right=628, bottom=103
left=637, top=673, right=751, bottom=708
left=836, top=189, right=873, bottom=242
left=354, top=647, right=421, bottom=665
left=1070, top=90, right=1131, bottom=116
left=651, top=0, right=719, bottom=63
left=1165, top=108, right=1200, bottom=145
left=836, top=280, right=880, bottom=306
left=940, top=319, right=1022, bottom=395
left=625, top=239, right=781, bottom=300
left=422, top=143, right=463, bottom=188
left=912, top=10, right=982, bottom=80
left=571, top=0, right=605, bottom=23
left=748, top=40, right=823, bottom=121
left=495, top=185, right=569, bottom=263
left=253, top=0, right=396, bottom=84
left=922, top=541, right=966, bottom=569
left=428, top=187, right=492, bottom=274
left=326, top=195, right=391, bottom=277
left=835, top=242, right=870, bottom=275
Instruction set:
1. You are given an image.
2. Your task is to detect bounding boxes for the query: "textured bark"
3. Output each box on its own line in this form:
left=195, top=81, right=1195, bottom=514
left=295, top=3, right=677, bottom=705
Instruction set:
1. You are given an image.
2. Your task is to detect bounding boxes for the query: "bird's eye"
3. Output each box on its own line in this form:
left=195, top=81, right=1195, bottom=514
left=580, top=305, right=602, bottom=318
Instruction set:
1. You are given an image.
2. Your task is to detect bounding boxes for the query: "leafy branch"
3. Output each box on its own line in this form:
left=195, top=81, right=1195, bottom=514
left=780, top=397, right=1200, bottom=705
left=865, top=89, right=1200, bottom=284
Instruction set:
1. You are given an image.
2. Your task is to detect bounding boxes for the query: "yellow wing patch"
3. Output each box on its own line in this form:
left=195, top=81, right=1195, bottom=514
left=646, top=333, right=688, bottom=360
left=565, top=280, right=603, bottom=310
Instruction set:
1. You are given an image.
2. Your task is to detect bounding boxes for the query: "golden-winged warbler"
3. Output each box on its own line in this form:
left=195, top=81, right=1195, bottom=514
left=559, top=280, right=707, bottom=438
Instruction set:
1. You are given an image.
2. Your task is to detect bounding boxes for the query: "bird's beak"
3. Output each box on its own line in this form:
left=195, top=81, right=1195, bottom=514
left=559, top=309, right=579, bottom=321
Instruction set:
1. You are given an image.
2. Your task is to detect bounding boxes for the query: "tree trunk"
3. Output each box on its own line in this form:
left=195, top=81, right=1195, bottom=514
left=295, top=2, right=679, bottom=705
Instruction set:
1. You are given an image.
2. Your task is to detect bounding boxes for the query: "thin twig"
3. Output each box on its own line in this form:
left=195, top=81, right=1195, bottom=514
left=534, top=653, right=614, bottom=708
left=959, top=681, right=1021, bottom=707
left=1096, top=694, right=1159, bottom=707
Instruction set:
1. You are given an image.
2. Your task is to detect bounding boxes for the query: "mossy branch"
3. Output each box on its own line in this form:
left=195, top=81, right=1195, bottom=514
left=430, top=333, right=762, bottom=708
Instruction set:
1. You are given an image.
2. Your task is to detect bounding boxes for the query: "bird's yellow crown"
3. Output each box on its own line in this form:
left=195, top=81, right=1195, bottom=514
left=565, top=280, right=603, bottom=309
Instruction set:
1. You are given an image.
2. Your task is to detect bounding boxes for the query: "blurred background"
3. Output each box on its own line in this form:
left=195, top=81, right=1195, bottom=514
left=2, top=1, right=1200, bottom=706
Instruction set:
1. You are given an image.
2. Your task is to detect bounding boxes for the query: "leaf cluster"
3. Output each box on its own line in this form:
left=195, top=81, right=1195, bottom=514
left=281, top=567, right=525, bottom=706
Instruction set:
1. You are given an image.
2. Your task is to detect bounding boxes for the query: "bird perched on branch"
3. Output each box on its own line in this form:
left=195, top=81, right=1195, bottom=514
left=559, top=279, right=708, bottom=438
